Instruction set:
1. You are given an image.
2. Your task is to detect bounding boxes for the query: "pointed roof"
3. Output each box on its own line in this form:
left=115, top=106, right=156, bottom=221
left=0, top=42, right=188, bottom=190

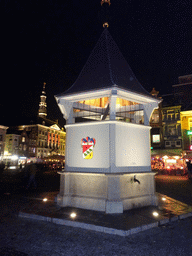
left=57, top=28, right=151, bottom=98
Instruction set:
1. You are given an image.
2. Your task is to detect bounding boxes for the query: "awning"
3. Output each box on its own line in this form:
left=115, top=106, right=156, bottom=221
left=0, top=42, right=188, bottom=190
left=151, top=149, right=183, bottom=156
left=43, top=155, right=65, bottom=161
left=183, top=153, right=192, bottom=159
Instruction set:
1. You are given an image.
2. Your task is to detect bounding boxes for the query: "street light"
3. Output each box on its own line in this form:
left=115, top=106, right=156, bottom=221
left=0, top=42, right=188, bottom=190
left=152, top=211, right=159, bottom=217
left=70, top=212, right=77, bottom=218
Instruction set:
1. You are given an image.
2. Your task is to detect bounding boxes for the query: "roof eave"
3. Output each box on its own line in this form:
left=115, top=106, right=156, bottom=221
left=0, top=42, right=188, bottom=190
left=55, top=85, right=160, bottom=105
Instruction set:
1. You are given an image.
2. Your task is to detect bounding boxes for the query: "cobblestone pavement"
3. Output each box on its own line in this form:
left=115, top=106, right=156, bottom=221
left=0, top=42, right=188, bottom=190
left=1, top=209, right=192, bottom=256
left=1, top=195, right=192, bottom=256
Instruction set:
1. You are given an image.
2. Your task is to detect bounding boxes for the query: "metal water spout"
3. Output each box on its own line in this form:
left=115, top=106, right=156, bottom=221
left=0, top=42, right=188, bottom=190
left=134, top=175, right=140, bottom=184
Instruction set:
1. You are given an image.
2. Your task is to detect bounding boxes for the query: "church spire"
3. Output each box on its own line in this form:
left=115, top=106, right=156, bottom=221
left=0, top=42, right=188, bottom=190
left=38, top=82, right=47, bottom=118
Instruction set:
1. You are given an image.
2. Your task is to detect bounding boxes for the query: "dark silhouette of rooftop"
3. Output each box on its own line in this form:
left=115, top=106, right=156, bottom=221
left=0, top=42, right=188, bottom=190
left=57, top=28, right=151, bottom=98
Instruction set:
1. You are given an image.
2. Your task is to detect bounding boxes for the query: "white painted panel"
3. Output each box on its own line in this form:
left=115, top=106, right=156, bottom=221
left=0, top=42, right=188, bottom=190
left=115, top=123, right=151, bottom=167
left=66, top=122, right=110, bottom=168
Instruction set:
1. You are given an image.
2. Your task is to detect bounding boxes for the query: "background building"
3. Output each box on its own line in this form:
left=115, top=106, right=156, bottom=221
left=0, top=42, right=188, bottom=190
left=150, top=74, right=192, bottom=157
left=14, top=121, right=66, bottom=159
left=162, top=105, right=182, bottom=150
left=172, top=75, right=192, bottom=110
left=0, top=125, right=9, bottom=157
left=4, top=133, right=20, bottom=156
left=3, top=82, right=66, bottom=160
left=180, top=110, right=192, bottom=153
left=150, top=88, right=163, bottom=149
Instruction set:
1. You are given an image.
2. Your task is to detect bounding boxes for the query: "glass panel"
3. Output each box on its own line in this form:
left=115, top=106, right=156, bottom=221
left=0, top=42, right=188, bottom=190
left=116, top=98, right=144, bottom=124
left=73, top=97, right=144, bottom=124
left=74, top=97, right=109, bottom=121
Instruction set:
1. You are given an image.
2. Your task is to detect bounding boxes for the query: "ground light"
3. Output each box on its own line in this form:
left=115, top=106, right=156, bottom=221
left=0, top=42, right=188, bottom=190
left=70, top=212, right=77, bottom=218
left=43, top=198, right=48, bottom=202
left=152, top=211, right=159, bottom=217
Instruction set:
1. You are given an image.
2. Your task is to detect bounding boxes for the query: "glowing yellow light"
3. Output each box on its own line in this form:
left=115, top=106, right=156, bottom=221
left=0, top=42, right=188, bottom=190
left=152, top=211, right=159, bottom=217
left=43, top=198, right=48, bottom=202
left=12, top=155, right=19, bottom=160
left=167, top=159, right=176, bottom=163
left=162, top=197, right=166, bottom=201
left=70, top=212, right=77, bottom=218
left=9, top=166, right=17, bottom=169
left=103, top=22, right=109, bottom=28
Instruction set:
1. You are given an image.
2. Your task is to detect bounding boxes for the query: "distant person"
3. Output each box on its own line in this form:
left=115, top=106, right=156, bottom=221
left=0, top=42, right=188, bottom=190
left=186, top=160, right=192, bottom=171
left=26, top=161, right=37, bottom=190
left=0, top=161, right=5, bottom=178
left=23, top=162, right=29, bottom=188
left=186, top=160, right=192, bottom=179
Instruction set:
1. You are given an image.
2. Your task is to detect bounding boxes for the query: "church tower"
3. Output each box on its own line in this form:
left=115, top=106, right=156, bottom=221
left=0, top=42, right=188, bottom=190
left=38, top=82, right=47, bottom=118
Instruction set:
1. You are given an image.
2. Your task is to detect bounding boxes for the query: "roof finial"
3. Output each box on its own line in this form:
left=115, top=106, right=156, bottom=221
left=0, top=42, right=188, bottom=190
left=99, top=0, right=111, bottom=28
left=103, top=22, right=109, bottom=28
left=101, top=0, right=111, bottom=6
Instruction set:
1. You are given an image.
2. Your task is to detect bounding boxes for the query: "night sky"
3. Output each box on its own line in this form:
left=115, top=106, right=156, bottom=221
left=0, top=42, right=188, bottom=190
left=1, top=0, right=192, bottom=126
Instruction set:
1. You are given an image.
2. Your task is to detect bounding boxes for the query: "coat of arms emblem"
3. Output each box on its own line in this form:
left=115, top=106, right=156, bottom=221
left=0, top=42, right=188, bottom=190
left=81, top=137, right=96, bottom=159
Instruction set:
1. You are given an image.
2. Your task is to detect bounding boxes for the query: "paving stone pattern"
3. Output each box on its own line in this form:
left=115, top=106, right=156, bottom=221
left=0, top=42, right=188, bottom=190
left=1, top=212, right=192, bottom=256
left=1, top=193, right=192, bottom=255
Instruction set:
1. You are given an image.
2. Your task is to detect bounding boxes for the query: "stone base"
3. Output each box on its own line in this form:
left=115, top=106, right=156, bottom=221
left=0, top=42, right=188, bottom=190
left=57, top=194, right=106, bottom=212
left=106, top=200, right=124, bottom=214
left=57, top=172, right=157, bottom=214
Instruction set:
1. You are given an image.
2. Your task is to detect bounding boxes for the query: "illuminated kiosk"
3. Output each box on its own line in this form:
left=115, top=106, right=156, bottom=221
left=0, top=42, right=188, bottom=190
left=55, top=29, right=161, bottom=213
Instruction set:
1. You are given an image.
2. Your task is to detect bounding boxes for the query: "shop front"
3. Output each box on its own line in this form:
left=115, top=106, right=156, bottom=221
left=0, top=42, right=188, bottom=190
left=151, top=149, right=186, bottom=175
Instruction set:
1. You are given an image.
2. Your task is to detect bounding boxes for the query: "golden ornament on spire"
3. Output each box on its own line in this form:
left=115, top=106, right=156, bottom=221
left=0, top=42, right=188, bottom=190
left=103, top=22, right=109, bottom=28
left=101, top=0, right=111, bottom=6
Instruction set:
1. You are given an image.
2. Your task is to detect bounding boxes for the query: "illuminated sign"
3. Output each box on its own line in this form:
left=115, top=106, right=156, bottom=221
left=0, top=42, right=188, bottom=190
left=166, top=159, right=177, bottom=163
left=81, top=137, right=96, bottom=159
left=152, top=134, right=160, bottom=143
left=187, top=130, right=192, bottom=135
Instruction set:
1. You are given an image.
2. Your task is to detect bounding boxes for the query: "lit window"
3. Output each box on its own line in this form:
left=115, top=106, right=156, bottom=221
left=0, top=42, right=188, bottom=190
left=171, top=141, right=175, bottom=147
left=22, top=137, right=25, bottom=142
left=176, top=140, right=181, bottom=147
left=168, top=126, right=176, bottom=135
left=189, top=119, right=192, bottom=130
left=152, top=134, right=160, bottom=143
left=165, top=141, right=171, bottom=147
left=151, top=110, right=159, bottom=123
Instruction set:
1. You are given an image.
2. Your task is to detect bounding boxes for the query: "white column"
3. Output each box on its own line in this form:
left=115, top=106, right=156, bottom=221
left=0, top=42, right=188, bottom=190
left=58, top=99, right=75, bottom=124
left=109, top=89, right=117, bottom=120
left=143, top=102, right=159, bottom=125
left=109, top=123, right=116, bottom=172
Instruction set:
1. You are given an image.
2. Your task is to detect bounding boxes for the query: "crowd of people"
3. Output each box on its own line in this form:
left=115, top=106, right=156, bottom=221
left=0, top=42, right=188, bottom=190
left=0, top=159, right=64, bottom=191
left=151, top=156, right=192, bottom=178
